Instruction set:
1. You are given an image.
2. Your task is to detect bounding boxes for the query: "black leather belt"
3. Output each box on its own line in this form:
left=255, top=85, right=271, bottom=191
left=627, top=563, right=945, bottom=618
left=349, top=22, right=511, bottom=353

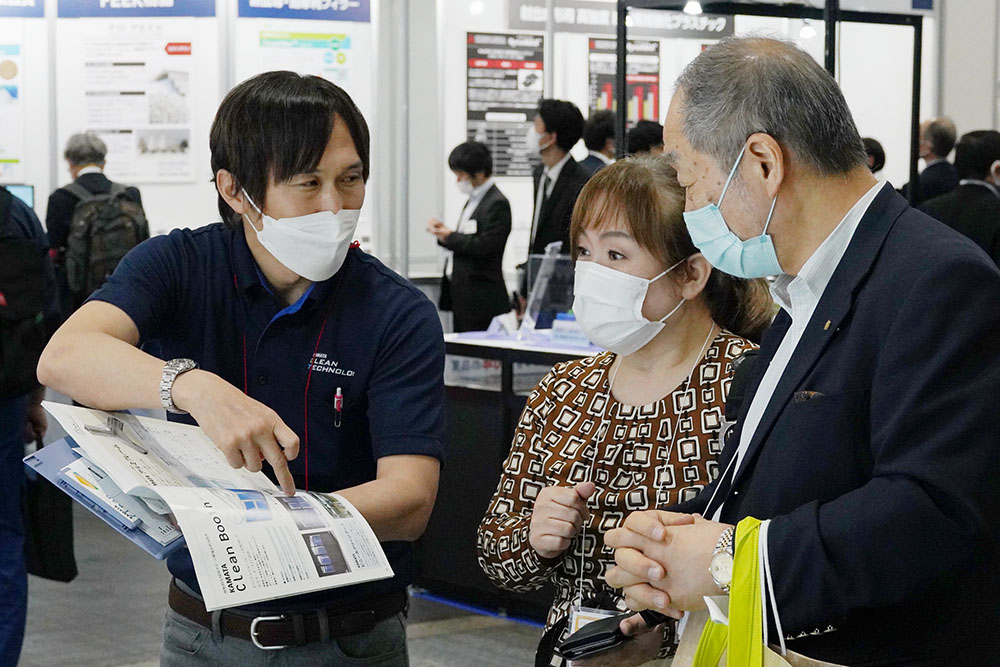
left=168, top=579, right=407, bottom=650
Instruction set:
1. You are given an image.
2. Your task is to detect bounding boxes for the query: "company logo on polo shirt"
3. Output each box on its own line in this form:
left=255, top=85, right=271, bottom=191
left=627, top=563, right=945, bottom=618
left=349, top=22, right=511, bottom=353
left=308, top=353, right=355, bottom=376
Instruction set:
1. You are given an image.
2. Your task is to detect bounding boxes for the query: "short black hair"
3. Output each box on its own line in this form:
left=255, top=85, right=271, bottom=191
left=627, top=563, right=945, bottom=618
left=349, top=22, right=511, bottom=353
left=537, top=99, right=584, bottom=153
left=627, top=120, right=664, bottom=155
left=863, top=137, right=885, bottom=173
left=448, top=141, right=492, bottom=178
left=583, top=110, right=616, bottom=152
left=210, top=71, right=370, bottom=228
left=954, top=130, right=1000, bottom=180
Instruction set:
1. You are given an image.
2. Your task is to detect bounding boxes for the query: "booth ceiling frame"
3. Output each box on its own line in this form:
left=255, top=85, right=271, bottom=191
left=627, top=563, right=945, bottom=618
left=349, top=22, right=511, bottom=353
left=615, top=1, right=924, bottom=201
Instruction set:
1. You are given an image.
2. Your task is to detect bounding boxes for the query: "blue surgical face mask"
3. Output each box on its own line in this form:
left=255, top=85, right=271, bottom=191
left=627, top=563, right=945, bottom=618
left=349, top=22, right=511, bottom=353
left=682, top=143, right=782, bottom=278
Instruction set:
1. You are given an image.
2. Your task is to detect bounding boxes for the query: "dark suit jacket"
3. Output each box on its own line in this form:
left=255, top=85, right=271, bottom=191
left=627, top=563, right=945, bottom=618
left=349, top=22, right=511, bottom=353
left=45, top=172, right=143, bottom=250
left=899, top=160, right=959, bottom=206
left=919, top=183, right=1000, bottom=266
left=529, top=157, right=588, bottom=256
left=675, top=186, right=1000, bottom=664
left=579, top=154, right=607, bottom=179
left=438, top=184, right=511, bottom=332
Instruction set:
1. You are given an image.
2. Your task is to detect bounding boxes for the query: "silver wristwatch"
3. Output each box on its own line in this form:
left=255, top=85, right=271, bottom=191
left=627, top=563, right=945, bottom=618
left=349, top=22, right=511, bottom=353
left=160, top=358, right=198, bottom=414
left=709, top=526, right=736, bottom=594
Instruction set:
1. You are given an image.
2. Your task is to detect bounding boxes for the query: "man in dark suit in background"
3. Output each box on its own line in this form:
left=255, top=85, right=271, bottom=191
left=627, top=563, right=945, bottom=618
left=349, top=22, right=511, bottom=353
left=604, top=36, right=1000, bottom=665
left=580, top=110, right=616, bottom=178
left=46, top=133, right=144, bottom=313
left=520, top=99, right=587, bottom=300
left=427, top=141, right=512, bottom=332
left=900, top=116, right=959, bottom=205
left=920, top=130, right=1000, bottom=266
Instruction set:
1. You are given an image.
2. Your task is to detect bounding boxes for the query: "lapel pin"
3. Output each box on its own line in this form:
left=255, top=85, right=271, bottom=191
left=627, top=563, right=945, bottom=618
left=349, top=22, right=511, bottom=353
left=824, top=320, right=831, bottom=331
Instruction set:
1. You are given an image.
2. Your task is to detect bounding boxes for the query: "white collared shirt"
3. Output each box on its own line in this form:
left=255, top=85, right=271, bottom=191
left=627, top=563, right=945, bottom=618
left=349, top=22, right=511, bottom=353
left=444, top=178, right=494, bottom=278
left=530, top=152, right=572, bottom=247
left=589, top=150, right=613, bottom=167
left=76, top=165, right=104, bottom=177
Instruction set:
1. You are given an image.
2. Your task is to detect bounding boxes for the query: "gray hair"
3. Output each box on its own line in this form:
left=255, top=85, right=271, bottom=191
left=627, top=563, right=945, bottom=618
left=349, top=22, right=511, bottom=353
left=64, top=133, right=107, bottom=166
left=675, top=36, right=867, bottom=175
left=924, top=117, right=957, bottom=158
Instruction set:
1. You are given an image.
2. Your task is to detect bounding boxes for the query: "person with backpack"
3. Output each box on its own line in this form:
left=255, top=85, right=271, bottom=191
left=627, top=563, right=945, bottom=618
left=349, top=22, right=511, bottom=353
left=46, top=133, right=148, bottom=313
left=0, top=185, right=60, bottom=666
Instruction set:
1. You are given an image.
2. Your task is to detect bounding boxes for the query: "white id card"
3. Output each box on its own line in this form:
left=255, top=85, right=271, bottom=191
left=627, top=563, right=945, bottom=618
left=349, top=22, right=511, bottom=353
left=464, top=218, right=478, bottom=234
left=569, top=606, right=617, bottom=634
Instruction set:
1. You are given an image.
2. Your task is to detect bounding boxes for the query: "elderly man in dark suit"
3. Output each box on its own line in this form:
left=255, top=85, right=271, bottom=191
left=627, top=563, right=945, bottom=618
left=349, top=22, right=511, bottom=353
left=427, top=141, right=512, bottom=332
left=900, top=116, right=959, bottom=205
left=601, top=36, right=1000, bottom=665
left=920, top=130, right=1000, bottom=266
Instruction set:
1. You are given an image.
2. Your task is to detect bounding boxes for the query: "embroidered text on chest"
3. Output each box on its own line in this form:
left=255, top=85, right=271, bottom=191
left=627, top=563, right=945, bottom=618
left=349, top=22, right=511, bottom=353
left=307, top=353, right=356, bottom=376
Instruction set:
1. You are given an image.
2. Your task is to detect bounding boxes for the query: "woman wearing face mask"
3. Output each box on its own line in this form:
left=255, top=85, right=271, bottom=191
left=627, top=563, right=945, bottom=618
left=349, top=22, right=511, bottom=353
left=426, top=141, right=512, bottom=332
left=476, top=157, right=773, bottom=666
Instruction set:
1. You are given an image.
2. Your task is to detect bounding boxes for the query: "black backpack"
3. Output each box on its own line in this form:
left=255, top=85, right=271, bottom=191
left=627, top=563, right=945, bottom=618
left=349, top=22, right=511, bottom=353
left=63, top=181, right=149, bottom=302
left=0, top=187, right=47, bottom=399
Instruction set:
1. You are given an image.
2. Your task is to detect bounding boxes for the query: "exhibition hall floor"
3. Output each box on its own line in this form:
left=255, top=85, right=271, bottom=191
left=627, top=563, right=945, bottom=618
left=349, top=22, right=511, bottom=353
left=20, top=394, right=539, bottom=667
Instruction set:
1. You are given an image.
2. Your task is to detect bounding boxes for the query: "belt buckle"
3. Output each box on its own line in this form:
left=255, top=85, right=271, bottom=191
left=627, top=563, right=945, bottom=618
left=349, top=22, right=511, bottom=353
left=250, top=614, right=288, bottom=650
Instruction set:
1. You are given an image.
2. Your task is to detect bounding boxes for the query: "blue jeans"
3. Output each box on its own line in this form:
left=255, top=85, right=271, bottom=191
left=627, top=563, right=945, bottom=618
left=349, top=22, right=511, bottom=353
left=160, top=606, right=409, bottom=667
left=0, top=395, right=27, bottom=667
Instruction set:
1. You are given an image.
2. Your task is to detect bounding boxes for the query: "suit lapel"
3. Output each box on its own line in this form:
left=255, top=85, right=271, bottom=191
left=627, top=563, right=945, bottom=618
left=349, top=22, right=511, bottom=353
left=468, top=185, right=497, bottom=222
left=727, top=186, right=911, bottom=493
left=541, top=158, right=577, bottom=219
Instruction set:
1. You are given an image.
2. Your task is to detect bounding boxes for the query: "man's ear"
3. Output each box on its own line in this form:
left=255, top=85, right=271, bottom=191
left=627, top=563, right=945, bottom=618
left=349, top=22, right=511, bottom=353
left=745, top=133, right=785, bottom=200
left=215, top=169, right=251, bottom=217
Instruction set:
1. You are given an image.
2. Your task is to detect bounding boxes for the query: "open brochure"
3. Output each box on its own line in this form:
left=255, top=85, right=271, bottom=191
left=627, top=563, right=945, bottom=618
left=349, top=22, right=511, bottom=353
left=37, top=402, right=394, bottom=611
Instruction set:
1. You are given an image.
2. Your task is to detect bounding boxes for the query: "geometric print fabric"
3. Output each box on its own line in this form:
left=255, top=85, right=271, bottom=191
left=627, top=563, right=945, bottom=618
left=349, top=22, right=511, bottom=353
left=477, top=330, right=757, bottom=632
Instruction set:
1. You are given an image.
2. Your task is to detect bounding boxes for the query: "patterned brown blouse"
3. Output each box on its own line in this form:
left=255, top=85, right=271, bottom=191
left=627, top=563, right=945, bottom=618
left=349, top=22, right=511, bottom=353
left=477, top=330, right=756, bottom=634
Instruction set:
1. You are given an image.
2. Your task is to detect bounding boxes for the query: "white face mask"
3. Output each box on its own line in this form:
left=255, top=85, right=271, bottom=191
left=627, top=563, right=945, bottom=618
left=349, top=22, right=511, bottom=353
left=526, top=124, right=552, bottom=154
left=242, top=190, right=360, bottom=282
left=457, top=179, right=474, bottom=196
left=572, top=258, right=686, bottom=356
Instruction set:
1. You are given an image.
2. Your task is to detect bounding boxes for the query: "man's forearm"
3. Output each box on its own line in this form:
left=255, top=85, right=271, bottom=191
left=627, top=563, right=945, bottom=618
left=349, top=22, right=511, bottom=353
left=38, top=331, right=165, bottom=411
left=337, top=466, right=438, bottom=542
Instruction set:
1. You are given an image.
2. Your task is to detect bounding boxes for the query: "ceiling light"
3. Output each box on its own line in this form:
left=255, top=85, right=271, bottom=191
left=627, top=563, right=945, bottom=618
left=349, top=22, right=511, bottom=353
left=800, top=19, right=817, bottom=40
left=683, top=1, right=703, bottom=15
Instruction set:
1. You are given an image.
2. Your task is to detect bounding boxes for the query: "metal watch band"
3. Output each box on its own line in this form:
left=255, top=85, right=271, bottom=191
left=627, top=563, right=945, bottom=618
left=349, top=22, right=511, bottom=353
left=716, top=526, right=735, bottom=556
left=710, top=526, right=736, bottom=594
left=160, top=359, right=197, bottom=414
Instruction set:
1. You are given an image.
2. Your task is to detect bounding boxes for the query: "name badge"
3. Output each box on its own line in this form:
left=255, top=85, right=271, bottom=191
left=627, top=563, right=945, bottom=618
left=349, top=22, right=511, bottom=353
left=569, top=605, right=617, bottom=634
left=464, top=218, right=478, bottom=235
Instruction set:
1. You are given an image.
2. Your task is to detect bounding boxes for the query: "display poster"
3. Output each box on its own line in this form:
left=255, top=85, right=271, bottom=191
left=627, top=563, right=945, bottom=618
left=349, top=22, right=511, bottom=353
left=466, top=32, right=544, bottom=178
left=56, top=1, right=215, bottom=183
left=0, top=23, right=25, bottom=181
left=234, top=4, right=374, bottom=247
left=508, top=1, right=733, bottom=40
left=237, top=0, right=370, bottom=23
left=0, top=0, right=43, bottom=18
left=588, top=38, right=659, bottom=127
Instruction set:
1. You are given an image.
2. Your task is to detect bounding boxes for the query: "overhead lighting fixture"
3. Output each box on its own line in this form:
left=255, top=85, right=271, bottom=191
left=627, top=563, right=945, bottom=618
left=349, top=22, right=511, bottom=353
left=469, top=1, right=485, bottom=15
left=683, top=1, right=703, bottom=15
left=800, top=19, right=817, bottom=40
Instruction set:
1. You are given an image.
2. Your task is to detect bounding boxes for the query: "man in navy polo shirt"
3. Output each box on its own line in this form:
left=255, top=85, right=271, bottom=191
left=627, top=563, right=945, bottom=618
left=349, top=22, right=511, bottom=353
left=38, top=72, right=444, bottom=665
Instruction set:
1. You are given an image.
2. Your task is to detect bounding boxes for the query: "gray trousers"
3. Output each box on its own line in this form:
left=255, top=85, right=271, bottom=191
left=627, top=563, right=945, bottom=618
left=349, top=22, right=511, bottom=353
left=160, top=607, right=409, bottom=667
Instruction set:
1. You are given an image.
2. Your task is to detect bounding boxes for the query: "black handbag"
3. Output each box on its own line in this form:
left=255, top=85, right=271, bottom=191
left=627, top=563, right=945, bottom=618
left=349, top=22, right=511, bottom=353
left=22, top=439, right=78, bottom=582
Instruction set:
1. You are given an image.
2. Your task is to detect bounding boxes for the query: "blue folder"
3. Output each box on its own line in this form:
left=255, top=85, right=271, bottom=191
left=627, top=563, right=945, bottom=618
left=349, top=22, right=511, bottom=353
left=23, top=437, right=186, bottom=560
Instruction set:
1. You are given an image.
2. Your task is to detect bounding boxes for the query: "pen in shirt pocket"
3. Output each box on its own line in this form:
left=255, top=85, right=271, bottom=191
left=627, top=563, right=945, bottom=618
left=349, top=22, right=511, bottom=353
left=334, top=387, right=343, bottom=428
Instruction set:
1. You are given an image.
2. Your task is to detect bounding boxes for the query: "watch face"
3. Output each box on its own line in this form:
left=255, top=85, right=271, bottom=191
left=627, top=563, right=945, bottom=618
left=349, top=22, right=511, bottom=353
left=710, top=551, right=734, bottom=586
